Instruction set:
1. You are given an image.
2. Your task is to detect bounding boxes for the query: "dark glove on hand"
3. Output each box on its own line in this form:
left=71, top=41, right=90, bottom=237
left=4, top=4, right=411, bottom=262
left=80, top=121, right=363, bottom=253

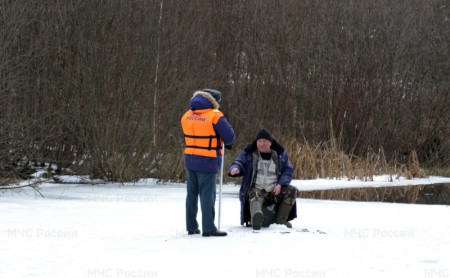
left=225, top=144, right=233, bottom=150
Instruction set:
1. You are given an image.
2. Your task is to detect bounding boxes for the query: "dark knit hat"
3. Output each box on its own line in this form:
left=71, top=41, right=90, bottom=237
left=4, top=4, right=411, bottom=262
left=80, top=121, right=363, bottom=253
left=202, top=89, right=221, bottom=102
left=256, top=129, right=273, bottom=142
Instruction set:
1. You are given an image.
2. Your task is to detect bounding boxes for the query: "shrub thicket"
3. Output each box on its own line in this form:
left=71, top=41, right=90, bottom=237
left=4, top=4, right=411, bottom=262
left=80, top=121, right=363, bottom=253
left=1, top=0, right=448, bottom=182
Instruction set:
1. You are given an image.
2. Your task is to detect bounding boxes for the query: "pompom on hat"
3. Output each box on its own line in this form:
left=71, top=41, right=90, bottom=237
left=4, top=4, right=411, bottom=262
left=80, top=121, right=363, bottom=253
left=255, top=129, right=273, bottom=142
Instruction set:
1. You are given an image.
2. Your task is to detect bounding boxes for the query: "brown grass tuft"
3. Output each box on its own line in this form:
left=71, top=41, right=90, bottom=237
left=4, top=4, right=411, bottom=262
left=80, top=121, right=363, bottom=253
left=286, top=138, right=426, bottom=181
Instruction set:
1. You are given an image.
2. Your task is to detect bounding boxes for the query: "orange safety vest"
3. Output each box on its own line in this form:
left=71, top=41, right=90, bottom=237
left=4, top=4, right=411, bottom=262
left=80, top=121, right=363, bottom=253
left=181, top=108, right=224, bottom=158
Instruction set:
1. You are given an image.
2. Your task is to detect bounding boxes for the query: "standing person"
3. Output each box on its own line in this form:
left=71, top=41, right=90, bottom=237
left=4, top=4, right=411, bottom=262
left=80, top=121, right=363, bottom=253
left=181, top=89, right=235, bottom=237
left=229, top=129, right=297, bottom=230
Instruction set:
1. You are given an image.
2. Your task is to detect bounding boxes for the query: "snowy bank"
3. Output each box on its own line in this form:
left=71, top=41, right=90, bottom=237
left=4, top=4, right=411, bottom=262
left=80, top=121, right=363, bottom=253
left=291, top=175, right=450, bottom=191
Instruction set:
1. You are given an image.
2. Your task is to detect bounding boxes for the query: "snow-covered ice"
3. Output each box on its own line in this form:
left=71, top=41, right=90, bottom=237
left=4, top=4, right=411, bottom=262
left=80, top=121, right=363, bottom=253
left=1, top=177, right=449, bottom=278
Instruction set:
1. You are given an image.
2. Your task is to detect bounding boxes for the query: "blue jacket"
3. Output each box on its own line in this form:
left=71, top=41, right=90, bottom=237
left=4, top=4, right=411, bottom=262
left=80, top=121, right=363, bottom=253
left=229, top=139, right=297, bottom=225
left=182, top=93, right=235, bottom=173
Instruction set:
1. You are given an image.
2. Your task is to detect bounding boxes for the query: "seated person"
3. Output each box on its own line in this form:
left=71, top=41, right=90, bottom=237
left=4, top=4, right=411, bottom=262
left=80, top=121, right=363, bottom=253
left=229, top=129, right=298, bottom=230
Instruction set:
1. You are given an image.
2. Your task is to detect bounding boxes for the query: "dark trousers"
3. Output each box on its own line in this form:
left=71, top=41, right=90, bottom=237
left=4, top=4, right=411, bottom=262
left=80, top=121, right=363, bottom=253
left=247, top=185, right=297, bottom=226
left=186, top=169, right=217, bottom=233
left=248, top=185, right=297, bottom=207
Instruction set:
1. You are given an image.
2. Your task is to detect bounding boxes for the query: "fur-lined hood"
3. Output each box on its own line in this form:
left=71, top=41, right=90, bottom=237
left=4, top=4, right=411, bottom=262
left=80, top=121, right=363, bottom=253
left=243, top=137, right=285, bottom=155
left=189, top=91, right=219, bottom=110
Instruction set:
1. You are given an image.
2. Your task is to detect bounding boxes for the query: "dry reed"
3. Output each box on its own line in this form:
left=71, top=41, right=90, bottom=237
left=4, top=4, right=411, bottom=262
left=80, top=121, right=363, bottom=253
left=284, top=138, right=427, bottom=203
left=286, top=138, right=425, bottom=181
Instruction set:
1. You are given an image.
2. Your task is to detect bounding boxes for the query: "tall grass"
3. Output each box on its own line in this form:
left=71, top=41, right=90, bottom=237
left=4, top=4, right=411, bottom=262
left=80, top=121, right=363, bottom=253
left=285, top=138, right=426, bottom=181
left=283, top=138, right=428, bottom=203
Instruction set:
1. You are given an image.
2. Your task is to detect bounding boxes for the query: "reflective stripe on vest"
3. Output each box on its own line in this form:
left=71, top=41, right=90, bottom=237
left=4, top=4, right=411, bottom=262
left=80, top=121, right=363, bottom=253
left=181, top=108, right=223, bottom=158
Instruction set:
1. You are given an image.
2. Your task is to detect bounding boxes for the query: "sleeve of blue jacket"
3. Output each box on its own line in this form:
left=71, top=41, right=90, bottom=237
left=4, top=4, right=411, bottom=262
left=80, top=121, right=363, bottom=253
left=213, top=116, right=235, bottom=147
left=228, top=150, right=248, bottom=177
left=278, top=152, right=294, bottom=186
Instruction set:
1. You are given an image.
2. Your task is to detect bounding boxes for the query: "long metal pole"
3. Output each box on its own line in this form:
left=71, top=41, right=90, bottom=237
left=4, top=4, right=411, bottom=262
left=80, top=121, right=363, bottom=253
left=218, top=143, right=225, bottom=230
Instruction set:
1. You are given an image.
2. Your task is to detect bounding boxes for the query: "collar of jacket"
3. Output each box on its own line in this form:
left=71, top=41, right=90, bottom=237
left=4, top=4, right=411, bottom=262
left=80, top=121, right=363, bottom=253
left=244, top=137, right=285, bottom=154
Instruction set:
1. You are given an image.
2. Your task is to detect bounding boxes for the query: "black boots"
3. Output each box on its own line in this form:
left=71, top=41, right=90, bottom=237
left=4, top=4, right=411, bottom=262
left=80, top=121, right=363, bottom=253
left=188, top=229, right=200, bottom=235
left=188, top=229, right=228, bottom=236
left=202, top=230, right=227, bottom=237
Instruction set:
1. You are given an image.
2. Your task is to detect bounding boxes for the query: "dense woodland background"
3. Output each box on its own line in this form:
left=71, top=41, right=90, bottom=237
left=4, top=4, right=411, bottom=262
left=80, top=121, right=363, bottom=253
left=1, top=0, right=449, bottom=183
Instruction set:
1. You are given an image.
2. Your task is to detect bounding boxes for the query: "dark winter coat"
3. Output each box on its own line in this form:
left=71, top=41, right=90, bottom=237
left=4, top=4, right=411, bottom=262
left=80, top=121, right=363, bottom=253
left=229, top=138, right=297, bottom=225
left=182, top=92, right=235, bottom=173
